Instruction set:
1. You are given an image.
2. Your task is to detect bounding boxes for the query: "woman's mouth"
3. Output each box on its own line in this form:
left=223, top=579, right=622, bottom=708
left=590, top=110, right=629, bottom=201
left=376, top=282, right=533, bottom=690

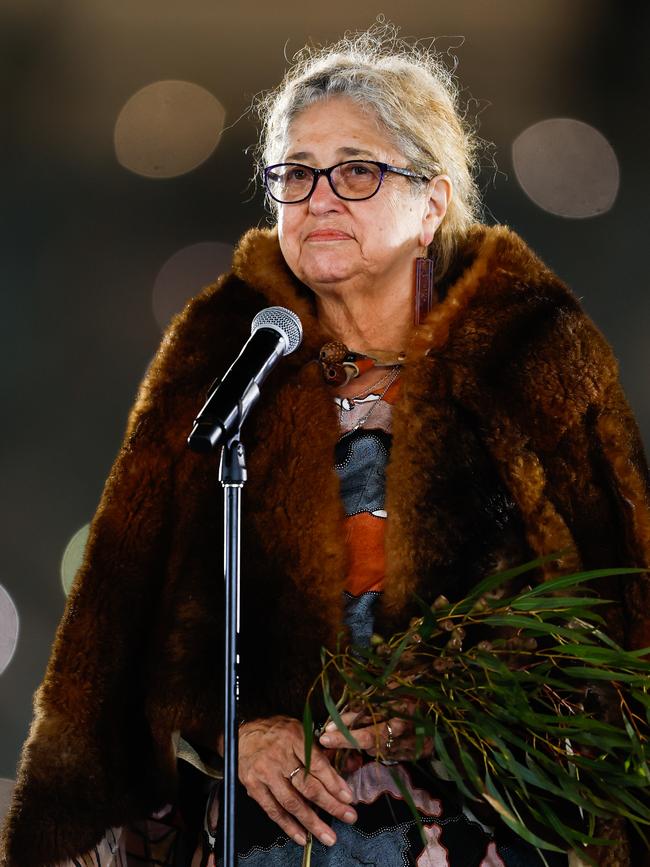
left=305, top=229, right=353, bottom=241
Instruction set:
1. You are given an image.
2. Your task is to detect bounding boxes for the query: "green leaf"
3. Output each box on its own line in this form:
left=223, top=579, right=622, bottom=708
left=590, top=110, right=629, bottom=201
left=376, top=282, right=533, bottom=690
left=562, top=666, right=648, bottom=684
left=482, top=771, right=564, bottom=852
left=481, top=614, right=598, bottom=640
left=302, top=700, right=313, bottom=775
left=321, top=673, right=359, bottom=750
left=388, top=767, right=427, bottom=846
left=432, top=730, right=477, bottom=800
left=534, top=796, right=614, bottom=850
left=509, top=595, right=605, bottom=610
left=382, top=633, right=412, bottom=680
left=552, top=644, right=650, bottom=668
left=516, top=567, right=645, bottom=598
left=454, top=555, right=556, bottom=610
left=458, top=745, right=484, bottom=789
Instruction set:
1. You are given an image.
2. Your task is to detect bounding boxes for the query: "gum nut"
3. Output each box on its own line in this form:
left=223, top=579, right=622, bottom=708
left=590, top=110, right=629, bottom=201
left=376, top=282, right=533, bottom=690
left=411, top=632, right=423, bottom=644
left=409, top=616, right=424, bottom=629
left=446, top=637, right=462, bottom=652
left=451, top=627, right=466, bottom=640
left=370, top=633, right=385, bottom=646
left=432, top=657, right=449, bottom=673
left=440, top=619, right=455, bottom=632
left=477, top=640, right=493, bottom=652
left=471, top=598, right=489, bottom=612
left=377, top=644, right=391, bottom=657
left=524, top=638, right=538, bottom=651
left=431, top=595, right=450, bottom=610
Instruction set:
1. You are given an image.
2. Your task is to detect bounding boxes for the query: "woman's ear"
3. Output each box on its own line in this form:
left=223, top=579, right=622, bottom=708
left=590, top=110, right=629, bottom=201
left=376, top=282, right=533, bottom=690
left=420, top=175, right=453, bottom=248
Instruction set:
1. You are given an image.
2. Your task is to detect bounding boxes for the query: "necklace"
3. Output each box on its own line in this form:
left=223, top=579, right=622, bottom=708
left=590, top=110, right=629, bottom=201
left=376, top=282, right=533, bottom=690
left=338, top=365, right=401, bottom=435
left=345, top=365, right=397, bottom=401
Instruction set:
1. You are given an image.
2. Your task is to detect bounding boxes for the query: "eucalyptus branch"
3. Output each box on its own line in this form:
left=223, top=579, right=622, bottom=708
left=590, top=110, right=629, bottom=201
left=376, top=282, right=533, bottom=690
left=302, top=559, right=650, bottom=864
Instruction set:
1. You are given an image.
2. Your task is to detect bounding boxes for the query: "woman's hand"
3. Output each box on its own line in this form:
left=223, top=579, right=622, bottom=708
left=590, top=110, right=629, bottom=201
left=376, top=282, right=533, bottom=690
left=318, top=704, right=434, bottom=761
left=236, top=715, right=358, bottom=848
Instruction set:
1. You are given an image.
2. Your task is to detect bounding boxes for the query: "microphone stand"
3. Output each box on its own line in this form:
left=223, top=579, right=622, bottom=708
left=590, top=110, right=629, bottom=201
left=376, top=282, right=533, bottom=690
left=218, top=436, right=247, bottom=867
left=186, top=308, right=303, bottom=865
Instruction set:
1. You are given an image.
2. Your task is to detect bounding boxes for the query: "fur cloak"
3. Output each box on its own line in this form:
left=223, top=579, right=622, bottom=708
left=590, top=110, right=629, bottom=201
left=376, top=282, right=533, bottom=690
left=2, top=224, right=650, bottom=867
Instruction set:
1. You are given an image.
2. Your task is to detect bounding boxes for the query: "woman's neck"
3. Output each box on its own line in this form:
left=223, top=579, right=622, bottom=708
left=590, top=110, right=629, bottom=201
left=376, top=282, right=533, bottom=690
left=315, top=281, right=413, bottom=354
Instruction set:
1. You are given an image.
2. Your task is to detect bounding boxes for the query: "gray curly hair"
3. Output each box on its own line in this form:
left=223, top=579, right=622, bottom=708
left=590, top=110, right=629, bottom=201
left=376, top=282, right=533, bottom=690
left=253, top=23, right=484, bottom=282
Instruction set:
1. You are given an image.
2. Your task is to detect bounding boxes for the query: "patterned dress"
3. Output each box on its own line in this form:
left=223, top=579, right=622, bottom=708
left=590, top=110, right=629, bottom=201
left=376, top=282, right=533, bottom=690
left=69, top=368, right=569, bottom=867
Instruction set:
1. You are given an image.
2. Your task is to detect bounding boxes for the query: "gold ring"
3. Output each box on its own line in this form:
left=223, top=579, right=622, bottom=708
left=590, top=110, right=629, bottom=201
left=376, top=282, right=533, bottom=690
left=289, top=765, right=303, bottom=780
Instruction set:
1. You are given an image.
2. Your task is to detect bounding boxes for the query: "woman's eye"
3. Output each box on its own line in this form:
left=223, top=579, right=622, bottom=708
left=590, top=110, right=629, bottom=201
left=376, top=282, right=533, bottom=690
left=287, top=168, right=308, bottom=181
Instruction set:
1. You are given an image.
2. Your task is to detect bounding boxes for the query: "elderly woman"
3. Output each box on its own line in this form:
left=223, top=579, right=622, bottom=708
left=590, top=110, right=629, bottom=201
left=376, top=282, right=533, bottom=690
left=3, top=27, right=650, bottom=867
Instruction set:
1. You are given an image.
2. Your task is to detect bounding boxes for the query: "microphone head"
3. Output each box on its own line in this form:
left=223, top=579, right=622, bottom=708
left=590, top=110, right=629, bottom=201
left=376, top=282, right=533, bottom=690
left=251, top=306, right=303, bottom=356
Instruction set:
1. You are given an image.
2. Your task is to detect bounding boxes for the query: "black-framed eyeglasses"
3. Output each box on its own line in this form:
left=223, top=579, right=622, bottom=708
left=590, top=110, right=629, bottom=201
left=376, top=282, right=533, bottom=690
left=263, top=160, right=431, bottom=204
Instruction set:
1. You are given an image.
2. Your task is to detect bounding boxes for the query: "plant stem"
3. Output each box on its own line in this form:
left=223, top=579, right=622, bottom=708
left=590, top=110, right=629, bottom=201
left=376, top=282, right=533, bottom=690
left=301, top=832, right=313, bottom=867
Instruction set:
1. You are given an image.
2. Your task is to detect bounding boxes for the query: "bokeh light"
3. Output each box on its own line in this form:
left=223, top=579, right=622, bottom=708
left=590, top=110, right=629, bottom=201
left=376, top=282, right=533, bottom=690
left=114, top=80, right=225, bottom=178
left=0, top=779, right=14, bottom=822
left=152, top=241, right=234, bottom=330
left=0, top=586, right=19, bottom=675
left=512, top=118, right=619, bottom=218
left=60, top=524, right=90, bottom=597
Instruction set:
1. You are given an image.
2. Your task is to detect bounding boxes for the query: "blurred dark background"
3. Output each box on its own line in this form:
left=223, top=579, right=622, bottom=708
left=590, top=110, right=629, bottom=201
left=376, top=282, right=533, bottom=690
left=1, top=0, right=648, bottom=798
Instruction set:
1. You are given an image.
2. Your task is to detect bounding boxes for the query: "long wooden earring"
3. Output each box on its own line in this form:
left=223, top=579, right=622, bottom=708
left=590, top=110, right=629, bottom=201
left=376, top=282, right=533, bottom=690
left=414, top=256, right=435, bottom=324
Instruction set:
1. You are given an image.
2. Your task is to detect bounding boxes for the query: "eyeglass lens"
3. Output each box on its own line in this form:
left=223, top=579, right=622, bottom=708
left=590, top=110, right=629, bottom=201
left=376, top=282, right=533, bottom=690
left=266, top=162, right=383, bottom=202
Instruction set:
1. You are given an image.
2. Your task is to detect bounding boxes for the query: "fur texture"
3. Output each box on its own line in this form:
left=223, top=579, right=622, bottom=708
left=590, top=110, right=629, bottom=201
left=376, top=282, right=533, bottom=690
left=2, top=224, right=649, bottom=867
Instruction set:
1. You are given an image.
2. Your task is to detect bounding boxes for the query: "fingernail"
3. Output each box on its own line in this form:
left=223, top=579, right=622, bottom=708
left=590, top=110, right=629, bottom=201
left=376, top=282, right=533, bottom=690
left=343, top=809, right=356, bottom=823
left=319, top=734, right=332, bottom=746
left=322, top=833, right=336, bottom=847
left=325, top=721, right=337, bottom=731
left=339, top=788, right=353, bottom=803
left=294, top=833, right=307, bottom=847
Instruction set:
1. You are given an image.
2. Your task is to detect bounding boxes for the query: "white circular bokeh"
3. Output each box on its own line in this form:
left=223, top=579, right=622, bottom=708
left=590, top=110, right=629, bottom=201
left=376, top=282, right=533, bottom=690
left=61, top=524, right=90, bottom=597
left=115, top=80, right=225, bottom=179
left=0, top=586, right=19, bottom=675
left=512, top=118, right=619, bottom=218
left=152, top=241, right=234, bottom=330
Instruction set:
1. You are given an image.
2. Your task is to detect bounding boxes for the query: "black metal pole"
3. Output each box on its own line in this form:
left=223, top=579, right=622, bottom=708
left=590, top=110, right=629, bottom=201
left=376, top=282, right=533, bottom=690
left=219, top=439, right=247, bottom=867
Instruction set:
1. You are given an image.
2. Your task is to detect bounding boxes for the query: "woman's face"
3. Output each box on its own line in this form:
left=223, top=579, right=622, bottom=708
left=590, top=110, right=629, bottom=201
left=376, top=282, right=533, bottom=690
left=276, top=96, right=448, bottom=296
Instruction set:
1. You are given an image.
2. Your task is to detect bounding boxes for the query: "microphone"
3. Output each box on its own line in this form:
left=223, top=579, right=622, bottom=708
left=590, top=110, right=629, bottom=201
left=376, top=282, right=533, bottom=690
left=187, top=306, right=303, bottom=453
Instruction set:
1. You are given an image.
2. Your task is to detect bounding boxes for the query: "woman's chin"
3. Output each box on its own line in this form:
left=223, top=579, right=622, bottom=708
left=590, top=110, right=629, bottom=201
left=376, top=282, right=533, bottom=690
left=297, top=257, right=358, bottom=289
left=301, top=270, right=355, bottom=291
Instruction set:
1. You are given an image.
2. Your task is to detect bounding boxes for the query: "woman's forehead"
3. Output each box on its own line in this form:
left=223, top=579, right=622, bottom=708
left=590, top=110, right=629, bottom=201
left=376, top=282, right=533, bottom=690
left=281, top=99, right=399, bottom=163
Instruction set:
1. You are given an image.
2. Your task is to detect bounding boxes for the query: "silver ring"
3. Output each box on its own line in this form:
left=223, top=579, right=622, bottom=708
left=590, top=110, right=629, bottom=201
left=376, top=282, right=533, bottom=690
left=385, top=721, right=394, bottom=753
left=289, top=765, right=303, bottom=780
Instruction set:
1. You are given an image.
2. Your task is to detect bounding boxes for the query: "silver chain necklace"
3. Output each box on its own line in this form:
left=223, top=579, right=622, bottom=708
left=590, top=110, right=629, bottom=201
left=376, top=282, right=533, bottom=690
left=338, top=365, right=401, bottom=435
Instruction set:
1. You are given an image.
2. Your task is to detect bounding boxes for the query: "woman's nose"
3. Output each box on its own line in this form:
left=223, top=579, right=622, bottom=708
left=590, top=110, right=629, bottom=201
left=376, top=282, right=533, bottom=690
left=309, top=174, right=344, bottom=213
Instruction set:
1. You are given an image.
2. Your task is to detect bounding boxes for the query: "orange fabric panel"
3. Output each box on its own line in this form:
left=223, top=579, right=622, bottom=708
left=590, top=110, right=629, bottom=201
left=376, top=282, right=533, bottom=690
left=343, top=511, right=386, bottom=595
left=382, top=378, right=400, bottom=405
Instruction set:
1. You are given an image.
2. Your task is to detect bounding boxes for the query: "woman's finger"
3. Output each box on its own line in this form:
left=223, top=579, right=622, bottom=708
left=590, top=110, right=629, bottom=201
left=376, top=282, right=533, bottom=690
left=294, top=744, right=355, bottom=804
left=319, top=716, right=410, bottom=750
left=246, top=782, right=309, bottom=847
left=290, top=769, right=358, bottom=827
left=264, top=778, right=339, bottom=847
